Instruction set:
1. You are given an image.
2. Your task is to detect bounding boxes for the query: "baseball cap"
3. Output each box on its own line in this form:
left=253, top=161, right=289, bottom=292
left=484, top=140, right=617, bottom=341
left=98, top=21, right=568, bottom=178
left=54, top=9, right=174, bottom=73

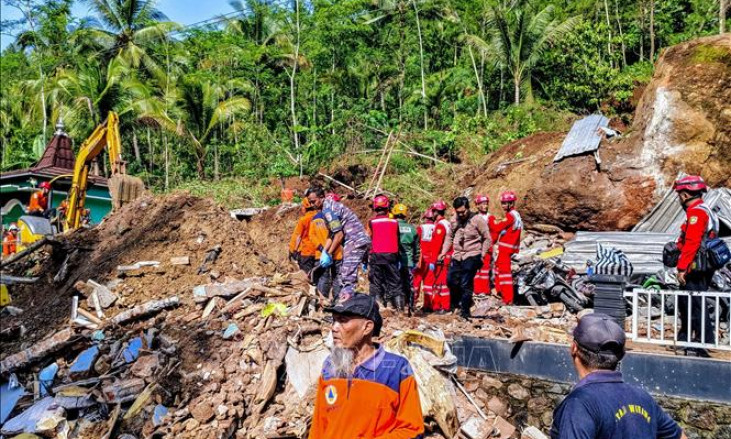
left=573, top=313, right=626, bottom=358
left=325, top=293, right=383, bottom=336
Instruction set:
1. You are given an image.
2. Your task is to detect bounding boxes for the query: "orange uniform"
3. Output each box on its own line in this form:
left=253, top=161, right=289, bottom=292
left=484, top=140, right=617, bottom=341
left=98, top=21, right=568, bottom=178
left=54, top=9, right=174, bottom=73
left=309, top=345, right=424, bottom=439
left=28, top=190, right=48, bottom=214
left=492, top=210, right=522, bottom=304
left=289, top=211, right=318, bottom=258
left=2, top=231, right=18, bottom=256
left=310, top=213, right=343, bottom=261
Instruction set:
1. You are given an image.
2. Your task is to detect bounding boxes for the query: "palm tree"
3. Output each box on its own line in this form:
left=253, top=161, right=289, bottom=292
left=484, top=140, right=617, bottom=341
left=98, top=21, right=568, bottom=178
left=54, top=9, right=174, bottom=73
left=466, top=0, right=579, bottom=105
left=82, top=0, right=181, bottom=72
left=177, top=75, right=252, bottom=179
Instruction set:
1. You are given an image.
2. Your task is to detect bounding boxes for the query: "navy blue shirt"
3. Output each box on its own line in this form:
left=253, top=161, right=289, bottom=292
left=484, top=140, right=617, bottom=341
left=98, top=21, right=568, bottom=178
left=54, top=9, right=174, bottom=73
left=551, top=371, right=683, bottom=439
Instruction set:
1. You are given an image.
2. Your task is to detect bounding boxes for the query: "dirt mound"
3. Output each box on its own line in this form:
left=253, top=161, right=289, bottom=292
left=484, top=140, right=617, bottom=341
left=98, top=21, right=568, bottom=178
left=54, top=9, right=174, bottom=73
left=468, top=35, right=731, bottom=231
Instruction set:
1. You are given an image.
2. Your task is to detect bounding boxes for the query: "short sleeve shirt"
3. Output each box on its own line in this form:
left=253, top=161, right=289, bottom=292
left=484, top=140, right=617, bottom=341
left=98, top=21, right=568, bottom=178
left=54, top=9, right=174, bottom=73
left=322, top=199, right=369, bottom=246
left=551, top=371, right=682, bottom=439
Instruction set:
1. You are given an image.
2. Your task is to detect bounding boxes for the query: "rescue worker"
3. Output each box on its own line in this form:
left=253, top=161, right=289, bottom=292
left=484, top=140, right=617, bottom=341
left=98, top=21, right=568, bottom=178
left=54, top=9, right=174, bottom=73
left=439, top=197, right=491, bottom=319
left=307, top=186, right=370, bottom=302
left=2, top=223, right=20, bottom=256
left=413, top=209, right=437, bottom=310
left=392, top=203, right=420, bottom=313
left=473, top=194, right=498, bottom=296
left=551, top=313, right=687, bottom=439
left=430, top=200, right=452, bottom=313
left=367, top=195, right=402, bottom=310
left=28, top=181, right=51, bottom=217
left=673, top=175, right=716, bottom=345
left=309, top=293, right=424, bottom=439
left=492, top=191, right=522, bottom=304
left=309, top=209, right=344, bottom=302
left=289, top=198, right=319, bottom=273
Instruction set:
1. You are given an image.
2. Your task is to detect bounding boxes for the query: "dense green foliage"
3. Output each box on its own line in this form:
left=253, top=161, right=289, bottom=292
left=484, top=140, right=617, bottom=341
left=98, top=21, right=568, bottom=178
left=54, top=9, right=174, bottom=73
left=1, top=0, right=727, bottom=197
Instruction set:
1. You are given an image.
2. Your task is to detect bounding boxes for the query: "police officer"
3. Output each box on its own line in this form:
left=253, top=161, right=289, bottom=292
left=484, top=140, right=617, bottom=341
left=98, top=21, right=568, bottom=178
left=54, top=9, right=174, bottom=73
left=673, top=175, right=717, bottom=345
left=551, top=313, right=687, bottom=439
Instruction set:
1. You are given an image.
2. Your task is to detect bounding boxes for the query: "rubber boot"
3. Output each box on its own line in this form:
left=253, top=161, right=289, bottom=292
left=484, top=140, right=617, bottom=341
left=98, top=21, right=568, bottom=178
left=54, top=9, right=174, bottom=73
left=394, top=295, right=405, bottom=312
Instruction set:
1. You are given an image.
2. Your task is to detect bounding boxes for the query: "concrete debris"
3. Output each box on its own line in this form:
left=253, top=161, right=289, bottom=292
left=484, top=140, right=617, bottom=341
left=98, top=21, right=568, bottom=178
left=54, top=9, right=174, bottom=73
left=493, top=415, right=517, bottom=439
left=285, top=345, right=330, bottom=399
left=460, top=415, right=494, bottom=439
left=117, top=261, right=161, bottom=272
left=170, top=256, right=191, bottom=265
left=108, top=296, right=179, bottom=325
left=522, top=426, right=550, bottom=439
left=87, top=279, right=118, bottom=309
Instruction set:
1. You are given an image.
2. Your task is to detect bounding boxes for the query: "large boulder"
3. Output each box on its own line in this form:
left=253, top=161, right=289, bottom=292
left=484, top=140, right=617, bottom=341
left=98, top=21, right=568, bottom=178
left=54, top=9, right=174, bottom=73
left=469, top=34, right=730, bottom=231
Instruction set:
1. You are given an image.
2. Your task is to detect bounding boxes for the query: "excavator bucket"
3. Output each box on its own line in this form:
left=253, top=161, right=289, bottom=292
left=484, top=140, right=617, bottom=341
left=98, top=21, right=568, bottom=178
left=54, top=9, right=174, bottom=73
left=108, top=174, right=146, bottom=210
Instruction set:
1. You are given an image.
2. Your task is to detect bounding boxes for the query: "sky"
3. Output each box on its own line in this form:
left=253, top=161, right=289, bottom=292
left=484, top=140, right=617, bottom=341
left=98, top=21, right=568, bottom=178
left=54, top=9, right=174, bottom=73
left=0, top=0, right=235, bottom=49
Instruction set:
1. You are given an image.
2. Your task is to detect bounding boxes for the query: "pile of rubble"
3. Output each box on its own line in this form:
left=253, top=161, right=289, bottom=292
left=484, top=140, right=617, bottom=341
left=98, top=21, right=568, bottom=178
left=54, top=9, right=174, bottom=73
left=1, top=192, right=579, bottom=439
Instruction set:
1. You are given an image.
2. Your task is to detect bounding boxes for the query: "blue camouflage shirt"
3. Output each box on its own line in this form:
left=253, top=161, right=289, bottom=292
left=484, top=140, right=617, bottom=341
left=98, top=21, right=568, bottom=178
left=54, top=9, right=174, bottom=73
left=322, top=199, right=369, bottom=246
left=551, top=371, right=682, bottom=439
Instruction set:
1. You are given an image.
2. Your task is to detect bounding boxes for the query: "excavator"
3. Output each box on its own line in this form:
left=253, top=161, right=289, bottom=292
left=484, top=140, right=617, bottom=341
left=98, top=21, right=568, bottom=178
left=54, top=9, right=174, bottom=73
left=15, top=112, right=145, bottom=249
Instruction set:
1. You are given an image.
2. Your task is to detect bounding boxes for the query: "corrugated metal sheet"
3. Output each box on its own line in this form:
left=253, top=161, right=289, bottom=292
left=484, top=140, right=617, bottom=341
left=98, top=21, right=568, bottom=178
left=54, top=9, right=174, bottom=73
left=554, top=114, right=609, bottom=162
left=561, top=231, right=731, bottom=274
left=632, top=187, right=731, bottom=235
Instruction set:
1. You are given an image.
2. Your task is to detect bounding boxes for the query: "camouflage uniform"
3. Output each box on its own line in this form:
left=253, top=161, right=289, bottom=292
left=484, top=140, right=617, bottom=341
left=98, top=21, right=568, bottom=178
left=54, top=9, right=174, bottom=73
left=323, top=200, right=370, bottom=301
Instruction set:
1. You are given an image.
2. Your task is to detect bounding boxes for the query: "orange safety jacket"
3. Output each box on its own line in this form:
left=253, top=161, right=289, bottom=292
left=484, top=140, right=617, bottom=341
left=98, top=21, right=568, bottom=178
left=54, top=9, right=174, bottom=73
left=289, top=211, right=318, bottom=257
left=28, top=190, right=48, bottom=214
left=310, top=213, right=343, bottom=261
left=2, top=232, right=18, bottom=256
left=309, top=345, right=424, bottom=439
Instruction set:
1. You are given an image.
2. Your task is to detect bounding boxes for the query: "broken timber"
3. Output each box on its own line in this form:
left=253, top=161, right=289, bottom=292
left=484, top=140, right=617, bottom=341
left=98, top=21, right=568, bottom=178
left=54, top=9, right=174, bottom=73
left=107, top=297, right=179, bottom=326
left=1, top=328, right=77, bottom=374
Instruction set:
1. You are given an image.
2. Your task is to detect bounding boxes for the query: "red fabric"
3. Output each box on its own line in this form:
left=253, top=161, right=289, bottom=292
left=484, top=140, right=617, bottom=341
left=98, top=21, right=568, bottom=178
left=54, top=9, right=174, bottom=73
left=424, top=218, right=451, bottom=310
left=474, top=213, right=495, bottom=295
left=676, top=199, right=710, bottom=272
left=493, top=210, right=521, bottom=256
left=495, top=251, right=513, bottom=304
left=369, top=216, right=400, bottom=254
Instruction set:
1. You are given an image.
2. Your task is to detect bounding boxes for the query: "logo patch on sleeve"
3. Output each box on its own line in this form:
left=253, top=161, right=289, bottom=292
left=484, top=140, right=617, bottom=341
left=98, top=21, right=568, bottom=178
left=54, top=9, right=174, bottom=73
left=325, top=385, right=338, bottom=405
left=689, top=216, right=698, bottom=225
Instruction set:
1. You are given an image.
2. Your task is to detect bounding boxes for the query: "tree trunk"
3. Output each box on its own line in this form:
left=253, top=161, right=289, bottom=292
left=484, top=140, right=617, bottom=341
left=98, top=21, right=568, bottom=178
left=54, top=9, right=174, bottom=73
left=290, top=0, right=302, bottom=177
left=468, top=46, right=488, bottom=118
left=132, top=129, right=141, bottom=162
left=214, top=142, right=219, bottom=180
left=147, top=127, right=153, bottom=170
left=514, top=74, right=520, bottom=105
left=163, top=133, right=169, bottom=191
left=614, top=0, right=627, bottom=68
left=639, top=0, right=645, bottom=61
left=604, top=0, right=614, bottom=68
left=722, top=0, right=727, bottom=34
left=413, top=0, right=428, bottom=130
left=649, top=0, right=655, bottom=59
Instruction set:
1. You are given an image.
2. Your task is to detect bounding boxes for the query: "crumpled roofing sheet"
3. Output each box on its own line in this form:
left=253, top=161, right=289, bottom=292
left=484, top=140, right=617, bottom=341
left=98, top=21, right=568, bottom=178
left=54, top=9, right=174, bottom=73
left=554, top=114, right=609, bottom=162
left=562, top=231, right=731, bottom=274
left=633, top=187, right=731, bottom=235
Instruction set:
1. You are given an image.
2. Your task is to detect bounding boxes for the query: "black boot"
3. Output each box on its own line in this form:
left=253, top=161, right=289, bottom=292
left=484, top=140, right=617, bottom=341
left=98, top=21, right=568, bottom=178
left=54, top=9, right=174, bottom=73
left=394, top=295, right=405, bottom=312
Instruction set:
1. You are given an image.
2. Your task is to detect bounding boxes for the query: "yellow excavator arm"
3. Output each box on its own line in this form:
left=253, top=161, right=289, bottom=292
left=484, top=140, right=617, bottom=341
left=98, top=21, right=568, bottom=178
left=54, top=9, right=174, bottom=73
left=64, top=111, right=144, bottom=230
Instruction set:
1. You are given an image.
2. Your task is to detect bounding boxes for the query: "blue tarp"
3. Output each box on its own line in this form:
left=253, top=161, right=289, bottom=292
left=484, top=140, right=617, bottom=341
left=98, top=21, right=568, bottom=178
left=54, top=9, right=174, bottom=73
left=38, top=363, right=59, bottom=397
left=69, top=346, right=100, bottom=374
left=0, top=376, right=26, bottom=424
left=123, top=337, right=143, bottom=363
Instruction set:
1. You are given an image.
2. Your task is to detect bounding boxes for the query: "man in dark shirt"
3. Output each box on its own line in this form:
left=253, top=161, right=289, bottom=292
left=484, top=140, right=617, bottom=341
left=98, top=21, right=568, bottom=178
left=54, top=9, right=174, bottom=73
left=551, top=313, right=687, bottom=439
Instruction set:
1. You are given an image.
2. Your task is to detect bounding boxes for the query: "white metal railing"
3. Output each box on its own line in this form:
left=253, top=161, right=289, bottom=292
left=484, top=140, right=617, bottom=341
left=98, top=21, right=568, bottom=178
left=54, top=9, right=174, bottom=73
left=625, top=288, right=731, bottom=351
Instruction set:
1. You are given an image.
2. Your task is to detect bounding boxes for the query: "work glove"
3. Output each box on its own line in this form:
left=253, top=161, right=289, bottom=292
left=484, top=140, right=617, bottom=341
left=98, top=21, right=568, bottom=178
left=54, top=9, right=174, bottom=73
left=319, top=251, right=333, bottom=268
left=428, top=263, right=435, bottom=271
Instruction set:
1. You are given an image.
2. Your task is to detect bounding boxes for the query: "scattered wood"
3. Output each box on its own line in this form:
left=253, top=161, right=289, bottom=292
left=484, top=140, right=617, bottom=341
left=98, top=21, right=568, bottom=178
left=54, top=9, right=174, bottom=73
left=193, top=277, right=267, bottom=302
left=452, top=375, right=488, bottom=421
left=100, top=404, right=121, bottom=439
left=250, top=284, right=291, bottom=297
left=0, top=238, right=53, bottom=269
left=107, top=297, right=179, bottom=326
left=76, top=308, right=104, bottom=326
left=0, top=328, right=76, bottom=374
left=220, top=287, right=253, bottom=314
left=201, top=297, right=221, bottom=319
left=0, top=275, right=39, bottom=285
left=123, top=383, right=157, bottom=420
left=170, top=256, right=190, bottom=266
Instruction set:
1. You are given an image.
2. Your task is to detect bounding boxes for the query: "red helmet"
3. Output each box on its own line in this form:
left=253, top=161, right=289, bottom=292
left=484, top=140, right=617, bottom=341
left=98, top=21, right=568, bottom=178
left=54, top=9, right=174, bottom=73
left=422, top=208, right=436, bottom=220
left=475, top=194, right=489, bottom=204
left=373, top=195, right=390, bottom=209
left=325, top=192, right=341, bottom=202
left=673, top=176, right=707, bottom=193
left=500, top=191, right=517, bottom=203
left=39, top=181, right=51, bottom=190
left=431, top=200, right=447, bottom=211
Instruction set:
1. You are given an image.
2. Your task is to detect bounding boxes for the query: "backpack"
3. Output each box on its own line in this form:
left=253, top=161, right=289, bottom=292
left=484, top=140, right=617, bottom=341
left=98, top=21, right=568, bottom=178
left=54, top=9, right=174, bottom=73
left=698, top=205, right=730, bottom=270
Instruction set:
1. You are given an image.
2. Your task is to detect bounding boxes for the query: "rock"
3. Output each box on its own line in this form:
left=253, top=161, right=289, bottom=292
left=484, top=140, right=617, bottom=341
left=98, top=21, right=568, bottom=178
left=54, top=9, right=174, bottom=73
left=461, top=415, right=494, bottom=439
left=481, top=376, right=503, bottom=390
left=189, top=396, right=215, bottom=423
left=493, top=416, right=516, bottom=439
left=184, top=418, right=200, bottom=431
left=508, top=383, right=530, bottom=401
left=130, top=354, right=160, bottom=378
left=522, top=426, right=549, bottom=439
left=171, top=256, right=191, bottom=265
left=487, top=396, right=508, bottom=418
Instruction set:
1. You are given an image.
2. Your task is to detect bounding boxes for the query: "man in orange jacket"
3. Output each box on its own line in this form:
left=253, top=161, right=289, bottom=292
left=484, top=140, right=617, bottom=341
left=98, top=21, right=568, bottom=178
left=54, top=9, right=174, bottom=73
left=2, top=223, right=20, bottom=256
left=309, top=294, right=424, bottom=439
left=289, top=198, right=318, bottom=273
left=28, top=181, right=51, bottom=217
